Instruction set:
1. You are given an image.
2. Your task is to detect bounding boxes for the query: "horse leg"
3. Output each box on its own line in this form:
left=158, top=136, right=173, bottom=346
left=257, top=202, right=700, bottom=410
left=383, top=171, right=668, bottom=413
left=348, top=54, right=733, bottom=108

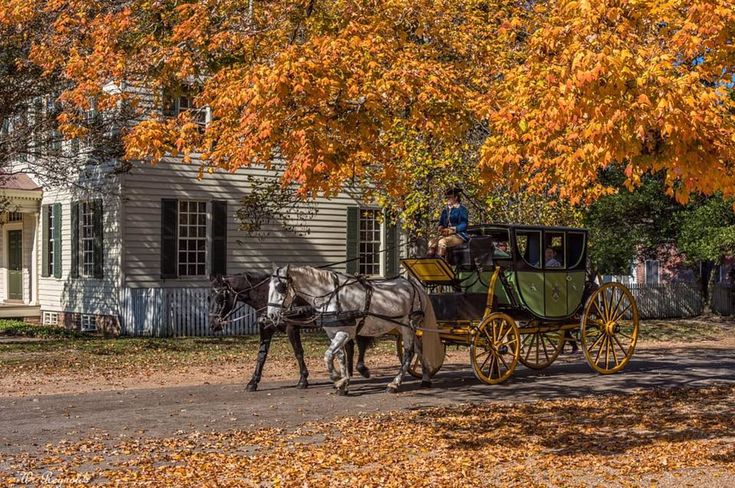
left=414, top=335, right=432, bottom=388
left=387, top=333, right=414, bottom=393
left=287, top=324, right=309, bottom=389
left=246, top=323, right=276, bottom=392
left=345, top=339, right=355, bottom=377
left=356, top=335, right=371, bottom=378
left=324, top=332, right=342, bottom=382
left=332, top=332, right=352, bottom=396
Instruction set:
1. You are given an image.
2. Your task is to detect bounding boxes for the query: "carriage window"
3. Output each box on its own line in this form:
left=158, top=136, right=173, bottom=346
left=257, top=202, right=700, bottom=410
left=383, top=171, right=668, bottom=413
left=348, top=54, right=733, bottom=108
left=544, top=232, right=565, bottom=268
left=484, top=228, right=511, bottom=259
left=566, top=232, right=585, bottom=269
left=359, top=208, right=381, bottom=275
left=515, top=230, right=542, bottom=269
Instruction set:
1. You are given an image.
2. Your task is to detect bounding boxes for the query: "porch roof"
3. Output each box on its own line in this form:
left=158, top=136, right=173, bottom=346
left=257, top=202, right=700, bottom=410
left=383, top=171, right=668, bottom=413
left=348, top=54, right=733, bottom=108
left=0, top=173, right=42, bottom=203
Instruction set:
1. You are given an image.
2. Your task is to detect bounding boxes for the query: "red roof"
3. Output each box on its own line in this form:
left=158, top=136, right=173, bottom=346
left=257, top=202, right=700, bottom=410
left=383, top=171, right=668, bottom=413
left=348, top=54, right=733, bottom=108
left=0, top=173, right=42, bottom=191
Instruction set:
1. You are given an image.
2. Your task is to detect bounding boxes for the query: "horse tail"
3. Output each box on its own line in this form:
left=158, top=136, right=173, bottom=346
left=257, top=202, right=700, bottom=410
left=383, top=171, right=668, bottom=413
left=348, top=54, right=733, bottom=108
left=418, top=287, right=443, bottom=373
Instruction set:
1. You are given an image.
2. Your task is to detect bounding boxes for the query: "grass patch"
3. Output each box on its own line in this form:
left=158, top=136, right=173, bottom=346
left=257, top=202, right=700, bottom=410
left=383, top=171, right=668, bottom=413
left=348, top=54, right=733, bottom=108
left=638, top=317, right=732, bottom=342
left=0, top=332, right=399, bottom=376
left=0, top=320, right=84, bottom=339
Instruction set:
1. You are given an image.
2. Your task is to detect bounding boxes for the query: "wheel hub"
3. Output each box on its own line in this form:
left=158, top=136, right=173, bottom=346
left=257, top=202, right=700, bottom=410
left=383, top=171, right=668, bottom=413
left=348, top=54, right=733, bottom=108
left=604, top=321, right=617, bottom=335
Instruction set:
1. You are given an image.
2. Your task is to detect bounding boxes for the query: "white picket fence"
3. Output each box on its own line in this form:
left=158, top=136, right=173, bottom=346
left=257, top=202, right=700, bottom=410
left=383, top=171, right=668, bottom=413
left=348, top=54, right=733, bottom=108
left=119, top=287, right=258, bottom=337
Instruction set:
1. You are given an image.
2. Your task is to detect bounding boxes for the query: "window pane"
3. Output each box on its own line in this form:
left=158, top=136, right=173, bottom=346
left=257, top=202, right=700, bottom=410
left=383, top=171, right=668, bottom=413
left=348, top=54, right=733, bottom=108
left=516, top=231, right=541, bottom=269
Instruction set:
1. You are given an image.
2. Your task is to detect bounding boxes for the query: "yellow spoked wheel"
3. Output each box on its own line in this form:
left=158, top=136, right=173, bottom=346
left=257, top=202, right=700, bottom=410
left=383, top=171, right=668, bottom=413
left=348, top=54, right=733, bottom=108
left=470, top=313, right=520, bottom=385
left=519, top=328, right=565, bottom=370
left=581, top=282, right=639, bottom=374
left=395, top=337, right=445, bottom=379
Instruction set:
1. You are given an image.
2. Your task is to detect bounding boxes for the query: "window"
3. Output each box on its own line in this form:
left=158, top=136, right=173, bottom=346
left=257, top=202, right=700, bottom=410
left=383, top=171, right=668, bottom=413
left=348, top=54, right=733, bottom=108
left=358, top=208, right=381, bottom=275
left=515, top=230, right=542, bottom=269
left=42, top=312, right=59, bottom=326
left=79, top=314, right=97, bottom=332
left=47, top=207, right=55, bottom=276
left=163, top=88, right=209, bottom=129
left=72, top=200, right=102, bottom=279
left=645, top=260, right=660, bottom=285
left=544, top=232, right=565, bottom=268
left=7, top=212, right=22, bottom=222
left=178, top=200, right=207, bottom=276
left=80, top=202, right=96, bottom=277
left=566, top=232, right=585, bottom=269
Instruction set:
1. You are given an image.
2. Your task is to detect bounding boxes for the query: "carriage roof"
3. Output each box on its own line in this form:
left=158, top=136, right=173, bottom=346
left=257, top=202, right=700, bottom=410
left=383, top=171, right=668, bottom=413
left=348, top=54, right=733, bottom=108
left=467, top=223, right=589, bottom=235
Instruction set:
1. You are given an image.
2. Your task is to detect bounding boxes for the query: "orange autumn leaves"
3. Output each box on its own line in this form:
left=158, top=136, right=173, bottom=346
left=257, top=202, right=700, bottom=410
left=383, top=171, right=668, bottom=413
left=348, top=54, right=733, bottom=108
left=6, top=0, right=735, bottom=203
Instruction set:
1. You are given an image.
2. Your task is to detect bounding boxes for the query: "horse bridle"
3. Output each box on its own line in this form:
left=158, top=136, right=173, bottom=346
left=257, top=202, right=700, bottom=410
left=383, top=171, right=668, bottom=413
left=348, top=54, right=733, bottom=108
left=211, top=275, right=269, bottom=325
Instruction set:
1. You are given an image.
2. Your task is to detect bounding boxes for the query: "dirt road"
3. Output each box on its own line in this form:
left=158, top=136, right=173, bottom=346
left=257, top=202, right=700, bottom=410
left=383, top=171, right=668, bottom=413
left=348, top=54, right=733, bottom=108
left=2, top=338, right=733, bottom=456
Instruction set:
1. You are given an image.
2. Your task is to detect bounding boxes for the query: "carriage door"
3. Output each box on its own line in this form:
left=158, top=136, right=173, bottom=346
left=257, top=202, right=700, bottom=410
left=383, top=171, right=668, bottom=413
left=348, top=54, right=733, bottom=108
left=543, top=231, right=567, bottom=318
left=566, top=232, right=587, bottom=315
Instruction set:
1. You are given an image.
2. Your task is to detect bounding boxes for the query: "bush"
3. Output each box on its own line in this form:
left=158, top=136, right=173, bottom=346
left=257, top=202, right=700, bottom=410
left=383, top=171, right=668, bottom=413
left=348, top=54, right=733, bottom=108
left=0, top=320, right=84, bottom=339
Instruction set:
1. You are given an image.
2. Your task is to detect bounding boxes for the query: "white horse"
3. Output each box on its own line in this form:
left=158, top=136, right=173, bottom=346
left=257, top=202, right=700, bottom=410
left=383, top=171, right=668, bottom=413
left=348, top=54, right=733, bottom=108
left=266, top=265, right=443, bottom=395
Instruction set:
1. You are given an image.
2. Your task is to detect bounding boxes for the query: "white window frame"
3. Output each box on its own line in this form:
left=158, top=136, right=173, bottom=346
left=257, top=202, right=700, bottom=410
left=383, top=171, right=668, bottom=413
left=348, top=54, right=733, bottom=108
left=80, top=314, right=97, bottom=332
left=358, top=208, right=383, bottom=276
left=42, top=311, right=59, bottom=326
left=177, top=200, right=208, bottom=277
left=47, top=207, right=55, bottom=277
left=79, top=202, right=96, bottom=278
left=163, top=91, right=211, bottom=129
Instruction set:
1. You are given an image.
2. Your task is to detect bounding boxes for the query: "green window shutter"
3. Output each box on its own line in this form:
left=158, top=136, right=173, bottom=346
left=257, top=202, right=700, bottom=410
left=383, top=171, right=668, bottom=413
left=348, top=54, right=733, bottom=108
left=161, top=199, right=178, bottom=279
left=41, top=205, right=49, bottom=278
left=92, top=199, right=103, bottom=279
left=70, top=201, right=79, bottom=278
left=346, top=206, right=359, bottom=274
left=210, top=200, right=227, bottom=276
left=383, top=212, right=399, bottom=277
left=53, top=203, right=62, bottom=278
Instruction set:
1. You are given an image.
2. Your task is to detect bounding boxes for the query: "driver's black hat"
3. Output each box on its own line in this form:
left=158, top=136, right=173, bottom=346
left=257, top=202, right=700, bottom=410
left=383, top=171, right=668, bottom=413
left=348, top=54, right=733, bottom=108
left=444, top=187, right=462, bottom=198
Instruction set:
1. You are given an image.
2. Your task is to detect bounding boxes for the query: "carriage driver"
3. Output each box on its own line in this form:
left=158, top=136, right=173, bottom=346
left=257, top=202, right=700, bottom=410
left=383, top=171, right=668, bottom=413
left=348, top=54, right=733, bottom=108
left=427, top=188, right=470, bottom=258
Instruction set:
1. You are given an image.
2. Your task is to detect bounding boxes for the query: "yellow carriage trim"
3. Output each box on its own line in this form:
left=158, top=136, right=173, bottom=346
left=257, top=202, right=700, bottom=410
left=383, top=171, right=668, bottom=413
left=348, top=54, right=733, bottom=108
left=401, top=258, right=456, bottom=284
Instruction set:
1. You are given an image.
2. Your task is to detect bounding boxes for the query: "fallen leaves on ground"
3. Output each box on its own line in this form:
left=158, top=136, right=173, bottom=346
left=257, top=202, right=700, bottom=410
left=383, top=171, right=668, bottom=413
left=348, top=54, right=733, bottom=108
left=2, top=385, right=733, bottom=487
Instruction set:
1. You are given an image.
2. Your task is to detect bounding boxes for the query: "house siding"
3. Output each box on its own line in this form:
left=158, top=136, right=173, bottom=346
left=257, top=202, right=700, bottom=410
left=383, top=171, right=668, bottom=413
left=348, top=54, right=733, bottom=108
left=121, top=159, right=363, bottom=288
left=33, top=176, right=123, bottom=316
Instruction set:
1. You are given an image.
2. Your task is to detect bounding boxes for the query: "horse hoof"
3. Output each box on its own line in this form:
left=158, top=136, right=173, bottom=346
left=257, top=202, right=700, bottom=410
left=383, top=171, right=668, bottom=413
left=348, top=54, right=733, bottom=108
left=297, top=381, right=309, bottom=389
left=421, top=380, right=432, bottom=389
left=337, top=389, right=349, bottom=396
left=329, top=373, right=342, bottom=382
left=357, top=365, right=371, bottom=379
left=246, top=383, right=258, bottom=392
left=386, top=385, right=398, bottom=394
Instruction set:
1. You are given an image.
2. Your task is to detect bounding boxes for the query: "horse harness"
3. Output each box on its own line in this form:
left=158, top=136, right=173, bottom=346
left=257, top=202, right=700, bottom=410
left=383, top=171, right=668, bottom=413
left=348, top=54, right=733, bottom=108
left=271, top=269, right=425, bottom=333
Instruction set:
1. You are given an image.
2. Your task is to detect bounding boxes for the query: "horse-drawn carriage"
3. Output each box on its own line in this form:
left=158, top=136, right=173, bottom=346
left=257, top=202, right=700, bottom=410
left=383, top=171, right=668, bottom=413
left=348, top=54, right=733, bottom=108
left=401, top=224, right=640, bottom=385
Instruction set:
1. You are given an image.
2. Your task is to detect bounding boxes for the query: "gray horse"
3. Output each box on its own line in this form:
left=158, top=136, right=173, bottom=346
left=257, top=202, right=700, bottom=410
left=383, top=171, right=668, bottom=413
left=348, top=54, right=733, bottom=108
left=209, top=272, right=371, bottom=391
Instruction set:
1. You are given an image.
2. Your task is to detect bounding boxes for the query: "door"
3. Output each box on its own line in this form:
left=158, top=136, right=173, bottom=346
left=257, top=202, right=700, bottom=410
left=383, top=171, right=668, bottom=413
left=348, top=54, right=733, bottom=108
left=7, top=230, right=22, bottom=300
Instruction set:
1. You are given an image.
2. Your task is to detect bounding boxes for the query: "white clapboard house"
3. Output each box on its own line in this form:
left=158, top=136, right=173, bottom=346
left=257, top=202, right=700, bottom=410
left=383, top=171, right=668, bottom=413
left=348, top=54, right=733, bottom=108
left=3, top=91, right=401, bottom=336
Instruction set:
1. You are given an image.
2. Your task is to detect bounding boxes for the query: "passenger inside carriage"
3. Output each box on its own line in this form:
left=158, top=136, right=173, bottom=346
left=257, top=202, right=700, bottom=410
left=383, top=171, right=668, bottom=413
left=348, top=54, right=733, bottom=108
left=427, top=188, right=469, bottom=259
left=545, top=247, right=562, bottom=267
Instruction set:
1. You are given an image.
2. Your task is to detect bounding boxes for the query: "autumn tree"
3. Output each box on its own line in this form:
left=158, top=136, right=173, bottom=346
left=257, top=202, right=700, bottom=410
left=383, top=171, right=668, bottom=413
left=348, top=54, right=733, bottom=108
left=0, top=0, right=131, bottom=194
left=9, top=0, right=735, bottom=220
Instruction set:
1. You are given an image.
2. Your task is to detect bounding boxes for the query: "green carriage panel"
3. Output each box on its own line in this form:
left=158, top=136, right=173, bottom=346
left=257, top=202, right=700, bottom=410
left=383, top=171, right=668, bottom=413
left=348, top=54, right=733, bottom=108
left=567, top=270, right=586, bottom=315
left=544, top=270, right=567, bottom=318
left=514, top=271, right=545, bottom=317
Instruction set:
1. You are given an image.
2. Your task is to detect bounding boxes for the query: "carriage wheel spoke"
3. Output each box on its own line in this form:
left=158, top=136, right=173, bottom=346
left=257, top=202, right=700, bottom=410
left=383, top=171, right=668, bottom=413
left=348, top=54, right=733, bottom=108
left=586, top=330, right=605, bottom=353
left=497, top=352, right=511, bottom=373
left=602, top=291, right=611, bottom=321
left=479, top=351, right=492, bottom=372
left=593, top=300, right=605, bottom=320
left=611, top=303, right=633, bottom=324
left=612, top=334, right=629, bottom=360
left=609, top=290, right=624, bottom=324
left=487, top=354, right=498, bottom=378
left=609, top=335, right=618, bottom=366
left=540, top=334, right=551, bottom=363
left=524, top=334, right=536, bottom=362
left=604, top=336, right=611, bottom=370
left=594, top=335, right=607, bottom=365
